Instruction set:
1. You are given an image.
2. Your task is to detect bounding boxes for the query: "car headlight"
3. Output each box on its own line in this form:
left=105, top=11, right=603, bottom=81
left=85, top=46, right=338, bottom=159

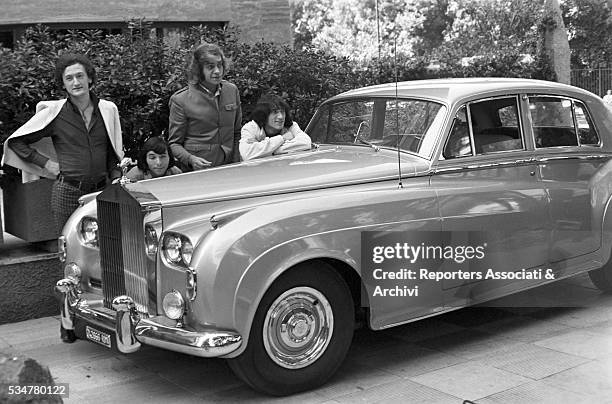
left=80, top=217, right=98, bottom=247
left=162, top=232, right=193, bottom=267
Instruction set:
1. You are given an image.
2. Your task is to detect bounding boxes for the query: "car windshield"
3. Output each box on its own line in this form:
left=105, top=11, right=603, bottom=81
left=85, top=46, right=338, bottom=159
left=307, top=98, right=447, bottom=158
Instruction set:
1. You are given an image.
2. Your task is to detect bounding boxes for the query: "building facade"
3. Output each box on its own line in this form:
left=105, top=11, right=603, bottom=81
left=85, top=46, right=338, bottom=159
left=0, top=0, right=292, bottom=47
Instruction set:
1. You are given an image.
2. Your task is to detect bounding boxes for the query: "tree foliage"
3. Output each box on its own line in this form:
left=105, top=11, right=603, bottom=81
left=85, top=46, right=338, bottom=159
left=438, top=0, right=545, bottom=57
left=293, top=0, right=427, bottom=61
left=411, top=0, right=455, bottom=56
left=294, top=0, right=557, bottom=77
left=561, top=0, right=612, bottom=68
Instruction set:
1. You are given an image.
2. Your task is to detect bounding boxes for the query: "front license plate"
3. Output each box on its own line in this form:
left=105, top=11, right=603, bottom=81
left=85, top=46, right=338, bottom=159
left=85, top=325, right=112, bottom=348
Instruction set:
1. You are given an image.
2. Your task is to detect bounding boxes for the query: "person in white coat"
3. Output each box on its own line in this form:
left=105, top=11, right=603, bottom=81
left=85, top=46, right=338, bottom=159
left=603, top=90, right=612, bottom=108
left=239, top=94, right=311, bottom=161
left=2, top=53, right=123, bottom=234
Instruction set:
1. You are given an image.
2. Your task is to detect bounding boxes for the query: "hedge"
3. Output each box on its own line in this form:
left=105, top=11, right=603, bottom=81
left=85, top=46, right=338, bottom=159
left=0, top=22, right=555, bottom=160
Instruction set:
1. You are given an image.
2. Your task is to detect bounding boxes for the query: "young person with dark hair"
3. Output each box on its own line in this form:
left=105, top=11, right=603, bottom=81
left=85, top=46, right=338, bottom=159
left=2, top=52, right=123, bottom=234
left=126, top=137, right=182, bottom=181
left=168, top=42, right=242, bottom=171
left=239, top=93, right=311, bottom=160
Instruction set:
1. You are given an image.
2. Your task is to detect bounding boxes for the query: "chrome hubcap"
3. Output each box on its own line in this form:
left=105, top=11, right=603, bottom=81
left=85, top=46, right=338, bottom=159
left=263, top=286, right=333, bottom=369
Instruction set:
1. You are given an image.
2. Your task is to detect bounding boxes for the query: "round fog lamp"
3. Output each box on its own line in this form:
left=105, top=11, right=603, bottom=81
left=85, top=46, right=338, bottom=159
left=64, top=262, right=82, bottom=282
left=162, top=290, right=185, bottom=320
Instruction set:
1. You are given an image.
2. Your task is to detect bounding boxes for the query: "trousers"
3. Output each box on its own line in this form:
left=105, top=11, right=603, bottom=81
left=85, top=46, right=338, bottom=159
left=50, top=180, right=92, bottom=234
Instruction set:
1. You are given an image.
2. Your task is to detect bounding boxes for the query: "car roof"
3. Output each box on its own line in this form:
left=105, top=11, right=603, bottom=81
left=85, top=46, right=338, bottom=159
left=327, top=77, right=596, bottom=104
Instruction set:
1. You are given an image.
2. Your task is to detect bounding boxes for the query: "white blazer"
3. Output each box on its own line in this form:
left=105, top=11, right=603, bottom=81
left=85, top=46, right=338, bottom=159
left=2, top=99, right=123, bottom=183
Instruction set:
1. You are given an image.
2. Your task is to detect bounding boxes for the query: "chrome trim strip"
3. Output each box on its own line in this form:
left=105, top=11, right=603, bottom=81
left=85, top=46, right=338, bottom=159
left=55, top=279, right=242, bottom=358
left=435, top=152, right=612, bottom=174
left=433, top=166, right=467, bottom=174
left=466, top=103, right=476, bottom=156
left=144, top=206, right=161, bottom=313
left=434, top=158, right=536, bottom=174
left=536, top=154, right=609, bottom=162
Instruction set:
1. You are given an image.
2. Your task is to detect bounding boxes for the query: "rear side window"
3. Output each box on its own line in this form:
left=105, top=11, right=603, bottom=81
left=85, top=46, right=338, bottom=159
left=469, top=97, right=523, bottom=154
left=528, top=96, right=600, bottom=147
left=442, top=96, right=524, bottom=159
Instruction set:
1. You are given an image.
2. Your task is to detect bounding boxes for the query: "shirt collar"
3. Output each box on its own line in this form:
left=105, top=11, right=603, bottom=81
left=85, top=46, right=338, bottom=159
left=197, top=81, right=222, bottom=97
left=66, top=92, right=100, bottom=112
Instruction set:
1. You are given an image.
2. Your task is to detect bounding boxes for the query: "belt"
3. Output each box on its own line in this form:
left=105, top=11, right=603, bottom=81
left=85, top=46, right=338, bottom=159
left=197, top=143, right=214, bottom=151
left=57, top=174, right=107, bottom=193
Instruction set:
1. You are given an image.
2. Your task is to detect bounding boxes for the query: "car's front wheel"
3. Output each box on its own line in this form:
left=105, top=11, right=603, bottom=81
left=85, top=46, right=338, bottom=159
left=227, top=262, right=354, bottom=396
left=589, top=256, right=612, bottom=292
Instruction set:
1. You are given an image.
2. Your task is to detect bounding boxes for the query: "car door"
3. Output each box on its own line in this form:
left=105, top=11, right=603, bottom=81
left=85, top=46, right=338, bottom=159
left=431, top=95, right=550, bottom=307
left=527, top=95, right=606, bottom=271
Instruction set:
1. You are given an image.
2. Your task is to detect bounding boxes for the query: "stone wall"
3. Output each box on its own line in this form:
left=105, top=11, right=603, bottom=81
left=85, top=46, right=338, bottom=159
left=0, top=252, right=62, bottom=325
left=0, top=0, right=231, bottom=23
left=231, top=0, right=292, bottom=44
left=0, top=0, right=292, bottom=44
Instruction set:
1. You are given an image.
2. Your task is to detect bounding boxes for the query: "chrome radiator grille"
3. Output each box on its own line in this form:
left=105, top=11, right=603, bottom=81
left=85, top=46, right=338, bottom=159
left=97, top=185, right=151, bottom=314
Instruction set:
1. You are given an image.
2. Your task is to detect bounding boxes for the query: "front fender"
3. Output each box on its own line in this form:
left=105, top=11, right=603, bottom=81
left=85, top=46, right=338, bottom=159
left=189, top=181, right=439, bottom=357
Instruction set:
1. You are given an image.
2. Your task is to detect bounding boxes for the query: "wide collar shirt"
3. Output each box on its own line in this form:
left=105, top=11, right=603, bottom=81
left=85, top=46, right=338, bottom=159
left=7, top=94, right=118, bottom=180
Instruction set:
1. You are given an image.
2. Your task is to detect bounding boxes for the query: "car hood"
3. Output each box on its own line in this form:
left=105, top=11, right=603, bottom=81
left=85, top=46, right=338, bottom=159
left=125, top=146, right=430, bottom=205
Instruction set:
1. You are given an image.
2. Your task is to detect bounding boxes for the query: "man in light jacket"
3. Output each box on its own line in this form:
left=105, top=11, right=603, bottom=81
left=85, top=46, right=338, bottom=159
left=2, top=53, right=123, bottom=236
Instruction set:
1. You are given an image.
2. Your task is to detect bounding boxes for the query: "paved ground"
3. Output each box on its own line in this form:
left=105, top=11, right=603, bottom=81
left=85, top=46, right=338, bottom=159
left=1, top=273, right=611, bottom=403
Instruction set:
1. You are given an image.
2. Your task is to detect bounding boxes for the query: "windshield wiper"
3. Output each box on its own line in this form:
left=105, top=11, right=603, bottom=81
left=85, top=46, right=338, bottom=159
left=354, top=121, right=380, bottom=151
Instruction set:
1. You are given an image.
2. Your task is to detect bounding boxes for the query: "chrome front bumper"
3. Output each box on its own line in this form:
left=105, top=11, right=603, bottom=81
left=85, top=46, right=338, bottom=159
left=56, top=278, right=242, bottom=357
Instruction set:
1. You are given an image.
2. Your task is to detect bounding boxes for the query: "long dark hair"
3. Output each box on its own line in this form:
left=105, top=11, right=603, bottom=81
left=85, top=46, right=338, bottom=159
left=186, top=42, right=230, bottom=84
left=250, top=94, right=294, bottom=133
left=137, top=137, right=176, bottom=172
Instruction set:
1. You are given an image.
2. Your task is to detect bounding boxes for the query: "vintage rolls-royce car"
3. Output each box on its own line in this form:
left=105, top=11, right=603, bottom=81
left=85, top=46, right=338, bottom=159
left=56, top=78, right=612, bottom=395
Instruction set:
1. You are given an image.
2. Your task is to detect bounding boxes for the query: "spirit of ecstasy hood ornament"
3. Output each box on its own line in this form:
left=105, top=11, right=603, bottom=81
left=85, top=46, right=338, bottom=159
left=116, top=157, right=134, bottom=186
